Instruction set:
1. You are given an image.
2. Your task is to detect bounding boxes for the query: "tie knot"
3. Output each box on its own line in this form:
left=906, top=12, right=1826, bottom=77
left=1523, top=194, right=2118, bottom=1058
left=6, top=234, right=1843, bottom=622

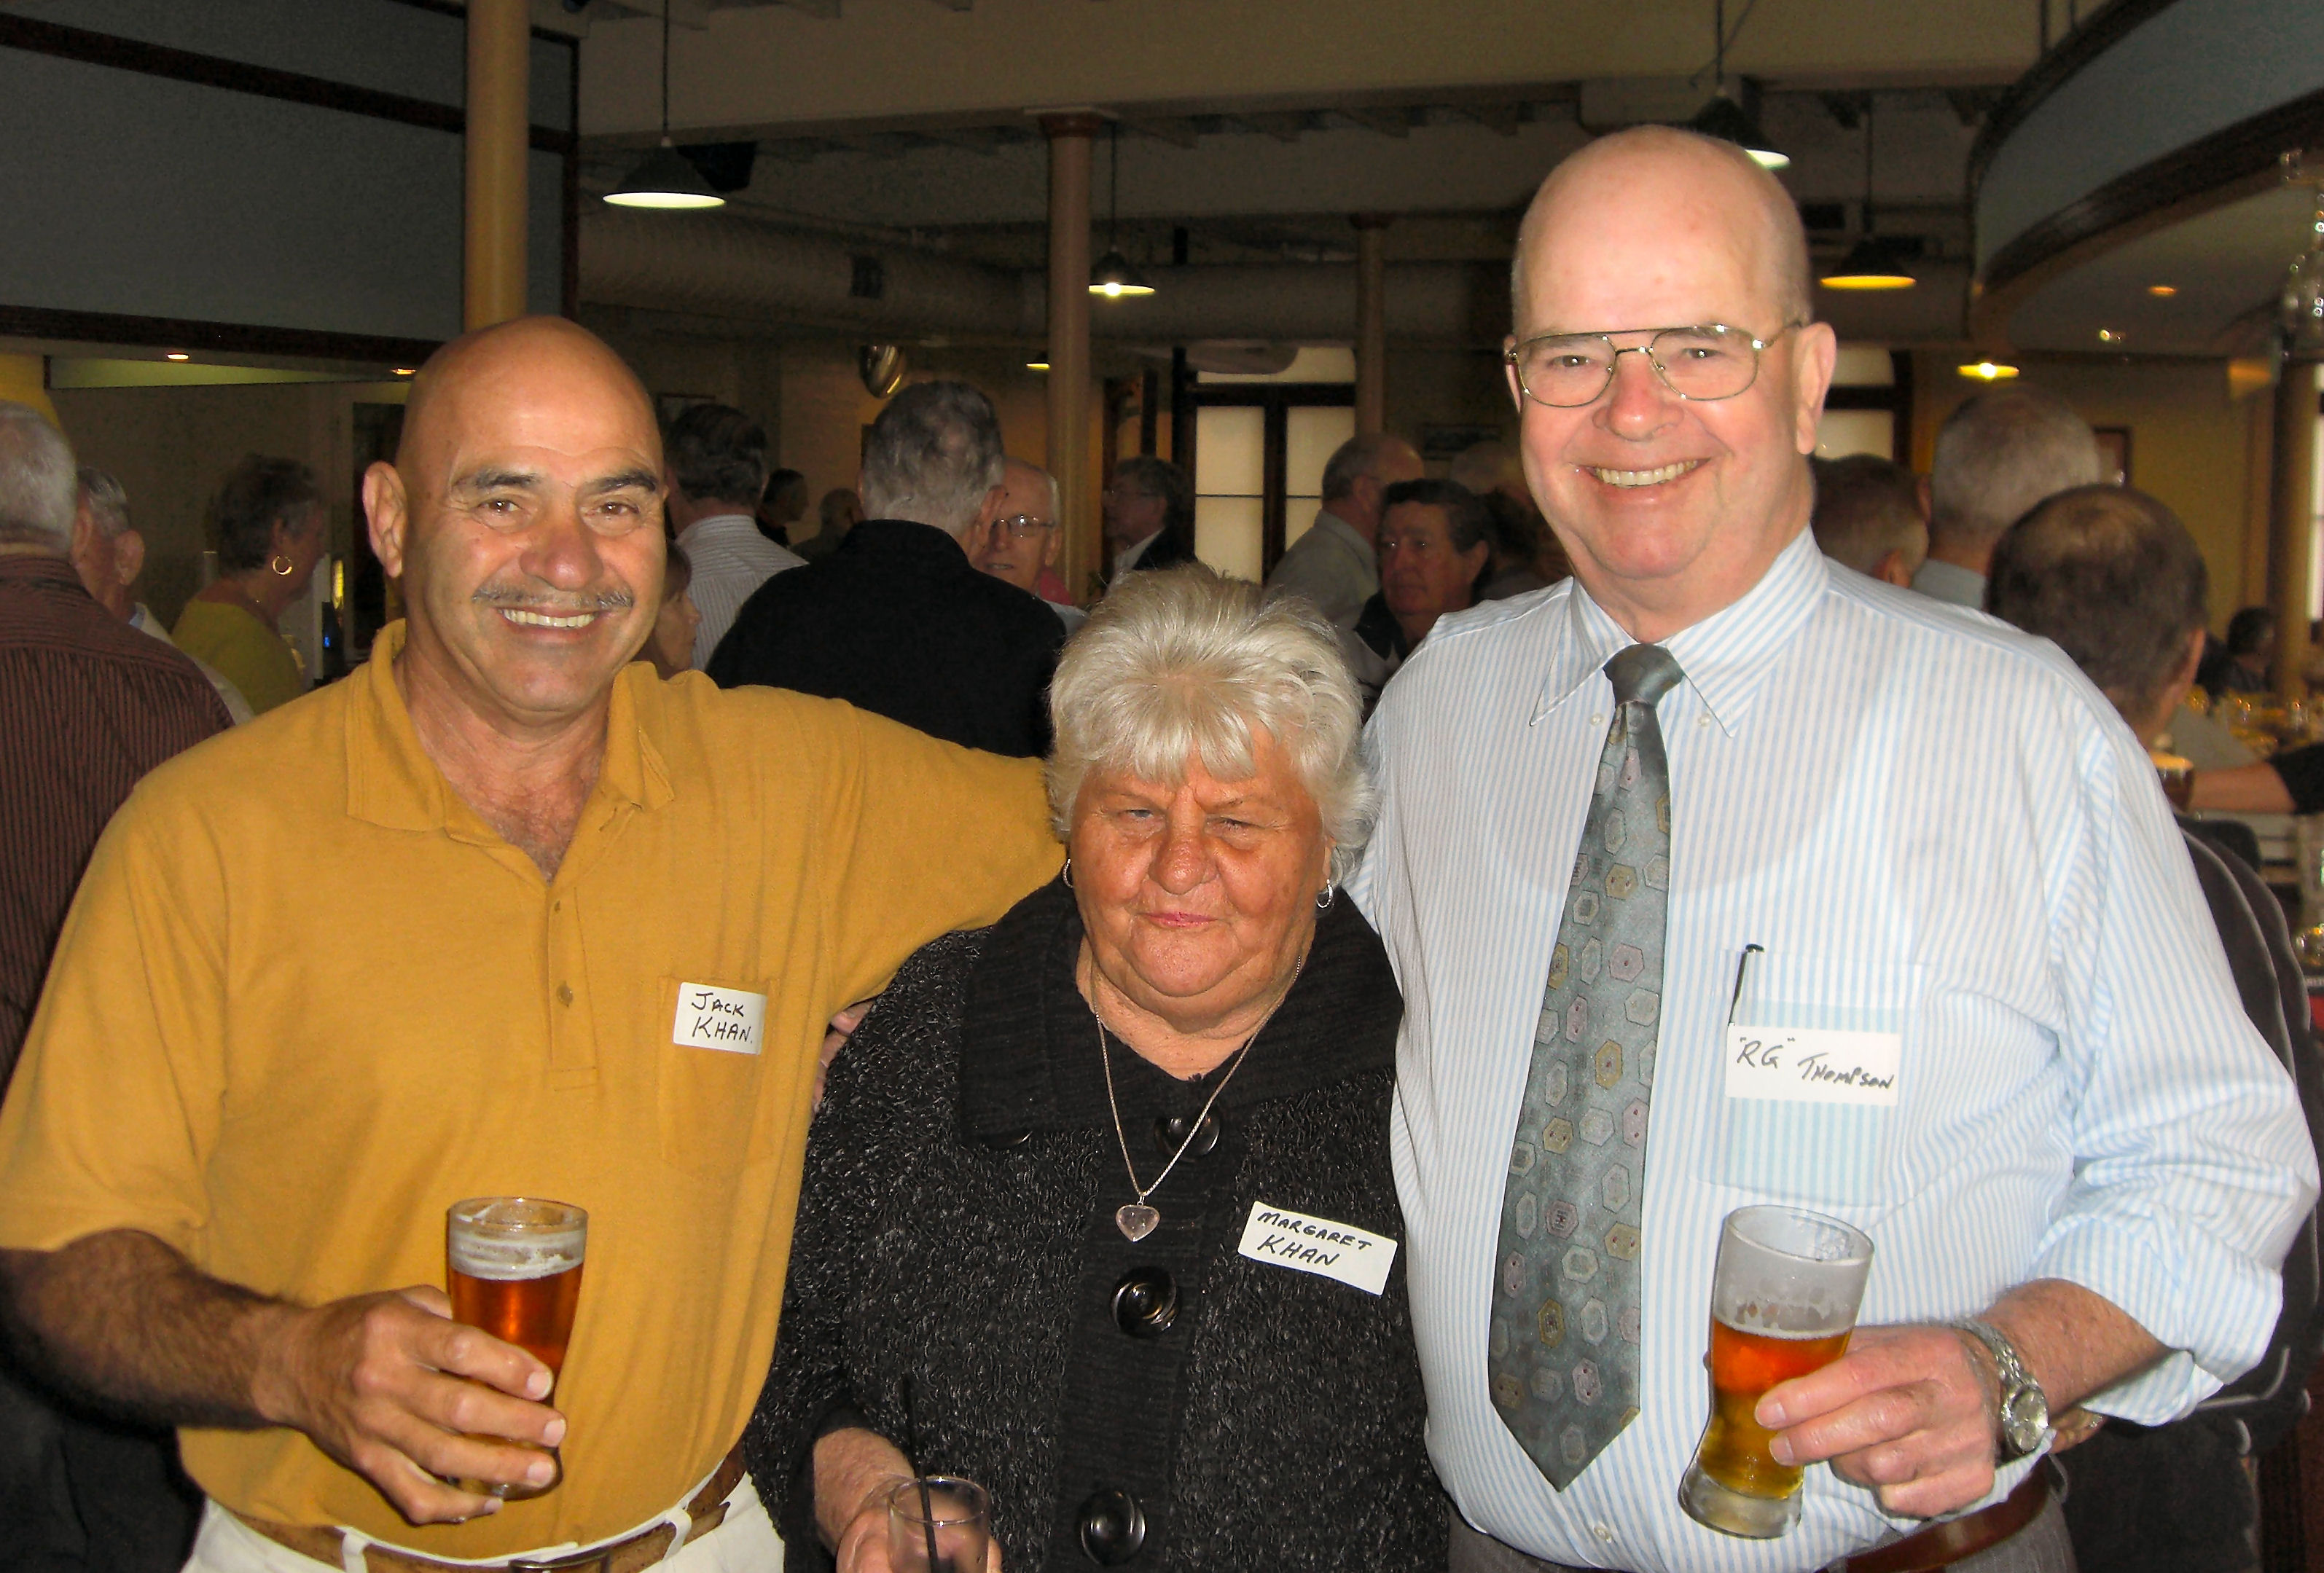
left=1604, top=643, right=1683, bottom=707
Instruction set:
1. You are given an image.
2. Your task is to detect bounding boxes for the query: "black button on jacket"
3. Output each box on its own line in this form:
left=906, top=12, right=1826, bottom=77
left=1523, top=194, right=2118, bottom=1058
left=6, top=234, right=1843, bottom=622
left=705, top=519, right=1068, bottom=758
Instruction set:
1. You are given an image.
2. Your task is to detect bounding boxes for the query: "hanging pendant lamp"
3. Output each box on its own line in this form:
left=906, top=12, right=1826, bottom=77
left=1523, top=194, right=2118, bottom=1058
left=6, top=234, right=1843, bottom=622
left=605, top=4, right=723, bottom=210
left=1689, top=0, right=1787, bottom=170
left=1820, top=99, right=1915, bottom=291
left=1089, top=125, right=1154, bottom=298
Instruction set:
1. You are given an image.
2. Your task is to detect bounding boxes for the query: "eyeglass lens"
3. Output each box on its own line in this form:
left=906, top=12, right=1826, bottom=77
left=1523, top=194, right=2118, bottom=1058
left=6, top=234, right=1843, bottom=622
left=1511, top=326, right=1762, bottom=407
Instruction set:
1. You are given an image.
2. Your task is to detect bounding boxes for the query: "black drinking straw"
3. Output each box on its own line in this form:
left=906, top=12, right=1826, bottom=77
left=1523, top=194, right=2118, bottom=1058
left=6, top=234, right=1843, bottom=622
left=901, top=1376, right=942, bottom=1573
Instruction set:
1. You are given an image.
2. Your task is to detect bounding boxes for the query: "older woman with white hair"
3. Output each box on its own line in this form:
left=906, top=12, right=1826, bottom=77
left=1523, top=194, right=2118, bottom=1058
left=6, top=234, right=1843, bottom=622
left=748, top=564, right=1444, bottom=1572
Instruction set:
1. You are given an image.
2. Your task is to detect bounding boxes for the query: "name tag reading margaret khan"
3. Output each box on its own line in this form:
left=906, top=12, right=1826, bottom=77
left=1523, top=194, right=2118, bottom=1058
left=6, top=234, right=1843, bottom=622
left=1723, top=1024, right=1900, bottom=1107
left=1237, top=1201, right=1397, bottom=1295
left=673, top=984, right=766, bottom=1055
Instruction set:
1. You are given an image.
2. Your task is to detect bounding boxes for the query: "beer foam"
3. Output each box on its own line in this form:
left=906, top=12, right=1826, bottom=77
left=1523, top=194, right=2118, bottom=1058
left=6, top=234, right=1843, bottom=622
left=446, top=1199, right=586, bottom=1280
left=448, top=1228, right=584, bottom=1280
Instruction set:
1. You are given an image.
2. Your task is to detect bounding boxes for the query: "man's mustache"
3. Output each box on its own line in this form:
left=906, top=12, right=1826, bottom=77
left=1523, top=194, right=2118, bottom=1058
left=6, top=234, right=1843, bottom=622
left=472, top=584, right=637, bottom=613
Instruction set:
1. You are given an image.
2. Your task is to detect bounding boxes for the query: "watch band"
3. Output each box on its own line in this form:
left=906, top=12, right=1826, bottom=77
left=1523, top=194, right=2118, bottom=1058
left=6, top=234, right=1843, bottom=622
left=1956, top=1317, right=2049, bottom=1462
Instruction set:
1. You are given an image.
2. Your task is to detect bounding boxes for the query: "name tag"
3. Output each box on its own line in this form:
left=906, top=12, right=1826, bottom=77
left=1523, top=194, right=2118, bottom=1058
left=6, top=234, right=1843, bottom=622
left=1236, top=1201, right=1397, bottom=1295
left=672, top=984, right=766, bottom=1055
left=1724, top=1024, right=1900, bottom=1107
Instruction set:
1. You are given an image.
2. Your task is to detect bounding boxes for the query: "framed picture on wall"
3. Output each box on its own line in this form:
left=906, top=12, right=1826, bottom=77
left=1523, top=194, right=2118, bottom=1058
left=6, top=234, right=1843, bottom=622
left=2094, top=426, right=2131, bottom=486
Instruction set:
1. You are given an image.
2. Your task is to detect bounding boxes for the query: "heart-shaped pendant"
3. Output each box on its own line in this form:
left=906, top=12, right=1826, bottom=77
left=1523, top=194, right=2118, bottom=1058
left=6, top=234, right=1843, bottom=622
left=1116, top=1204, right=1160, bottom=1241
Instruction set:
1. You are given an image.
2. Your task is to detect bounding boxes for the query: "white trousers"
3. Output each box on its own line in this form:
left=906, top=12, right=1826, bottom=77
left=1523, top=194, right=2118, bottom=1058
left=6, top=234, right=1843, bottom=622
left=183, top=1473, right=783, bottom=1573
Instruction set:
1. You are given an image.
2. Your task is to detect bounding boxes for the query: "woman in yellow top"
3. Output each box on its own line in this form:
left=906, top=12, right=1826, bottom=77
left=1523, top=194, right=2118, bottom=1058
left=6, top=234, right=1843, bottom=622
left=173, top=455, right=326, bottom=716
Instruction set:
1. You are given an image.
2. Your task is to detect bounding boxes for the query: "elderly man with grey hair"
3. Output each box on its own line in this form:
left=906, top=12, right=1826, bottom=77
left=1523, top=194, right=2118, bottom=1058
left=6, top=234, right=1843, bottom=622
left=1912, top=385, right=2104, bottom=608
left=708, top=380, right=1067, bottom=756
left=1264, top=431, right=1424, bottom=629
left=70, top=467, right=253, bottom=723
left=0, top=402, right=226, bottom=1572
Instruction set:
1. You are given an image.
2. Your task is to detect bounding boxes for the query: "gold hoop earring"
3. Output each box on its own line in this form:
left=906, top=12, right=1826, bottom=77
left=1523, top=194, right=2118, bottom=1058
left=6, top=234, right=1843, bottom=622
left=269, top=554, right=295, bottom=576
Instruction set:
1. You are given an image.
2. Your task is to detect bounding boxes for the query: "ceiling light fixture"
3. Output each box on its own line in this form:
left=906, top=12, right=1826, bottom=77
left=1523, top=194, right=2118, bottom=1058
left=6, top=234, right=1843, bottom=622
left=2147, top=284, right=2178, bottom=298
left=1689, top=0, right=1787, bottom=170
left=1090, top=123, right=1154, bottom=298
left=165, top=352, right=190, bottom=361
left=1957, top=361, right=2020, bottom=380
left=1026, top=361, right=1051, bottom=372
left=604, top=4, right=723, bottom=210
left=2098, top=328, right=2123, bottom=343
left=393, top=367, right=418, bottom=377
left=1820, top=98, right=1914, bottom=291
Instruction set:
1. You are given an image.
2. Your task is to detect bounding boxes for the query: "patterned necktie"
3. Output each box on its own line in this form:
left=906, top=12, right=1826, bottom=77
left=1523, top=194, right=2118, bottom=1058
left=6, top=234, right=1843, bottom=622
left=1489, top=642, right=1683, bottom=1489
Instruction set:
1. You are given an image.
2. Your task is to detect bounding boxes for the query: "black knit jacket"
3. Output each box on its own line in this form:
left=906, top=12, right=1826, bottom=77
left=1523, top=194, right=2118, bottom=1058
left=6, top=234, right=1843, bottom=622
left=746, top=878, right=1447, bottom=1572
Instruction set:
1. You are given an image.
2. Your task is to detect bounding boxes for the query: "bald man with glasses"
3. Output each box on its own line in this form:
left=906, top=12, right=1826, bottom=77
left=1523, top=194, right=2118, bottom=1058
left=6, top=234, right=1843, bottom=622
left=1352, top=127, right=2312, bottom=1573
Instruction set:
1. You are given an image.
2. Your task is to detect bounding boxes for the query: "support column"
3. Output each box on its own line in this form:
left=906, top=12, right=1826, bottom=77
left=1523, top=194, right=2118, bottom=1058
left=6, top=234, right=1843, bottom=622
left=464, top=0, right=531, bottom=331
left=2272, top=356, right=2320, bottom=699
left=1044, top=114, right=1100, bottom=597
left=1353, top=213, right=1391, bottom=436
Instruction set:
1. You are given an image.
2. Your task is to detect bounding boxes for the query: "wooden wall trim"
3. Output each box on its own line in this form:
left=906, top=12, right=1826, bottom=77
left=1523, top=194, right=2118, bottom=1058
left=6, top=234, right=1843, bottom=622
left=1969, top=83, right=2324, bottom=342
left=1965, top=0, right=2180, bottom=194
left=0, top=305, right=440, bottom=370
left=0, top=12, right=576, bottom=153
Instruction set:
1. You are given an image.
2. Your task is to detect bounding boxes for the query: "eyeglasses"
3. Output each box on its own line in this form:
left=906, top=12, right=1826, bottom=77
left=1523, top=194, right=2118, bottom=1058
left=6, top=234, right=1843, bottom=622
left=1504, top=322, right=1801, bottom=409
left=991, top=513, right=1056, bottom=540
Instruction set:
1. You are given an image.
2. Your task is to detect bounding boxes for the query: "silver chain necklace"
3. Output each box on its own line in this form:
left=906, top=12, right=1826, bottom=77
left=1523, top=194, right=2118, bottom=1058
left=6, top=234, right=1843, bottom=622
left=1094, top=954, right=1304, bottom=1241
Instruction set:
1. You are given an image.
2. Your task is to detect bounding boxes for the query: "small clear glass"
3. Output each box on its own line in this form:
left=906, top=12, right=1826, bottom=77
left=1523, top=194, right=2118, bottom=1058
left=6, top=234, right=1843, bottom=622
left=888, top=1476, right=990, bottom=1573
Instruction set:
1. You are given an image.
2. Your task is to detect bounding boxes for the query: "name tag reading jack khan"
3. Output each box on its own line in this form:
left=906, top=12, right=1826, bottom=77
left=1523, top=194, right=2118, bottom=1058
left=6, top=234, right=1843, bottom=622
left=673, top=983, right=766, bottom=1054
left=1237, top=1201, right=1397, bottom=1295
left=1724, top=1024, right=1901, bottom=1107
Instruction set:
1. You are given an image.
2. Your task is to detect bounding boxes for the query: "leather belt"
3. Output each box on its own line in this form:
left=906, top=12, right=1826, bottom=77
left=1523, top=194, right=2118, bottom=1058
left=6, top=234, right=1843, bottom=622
left=1826, top=1462, right=2053, bottom=1573
left=232, top=1442, right=747, bottom=1573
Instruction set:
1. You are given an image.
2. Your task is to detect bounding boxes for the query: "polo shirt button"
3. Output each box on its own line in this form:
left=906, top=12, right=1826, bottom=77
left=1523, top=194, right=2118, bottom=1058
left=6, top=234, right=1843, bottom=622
left=1590, top=1521, right=1614, bottom=1542
left=1697, top=714, right=1710, bottom=727
left=1076, top=1488, right=1146, bottom=1565
left=555, top=983, right=574, bottom=1006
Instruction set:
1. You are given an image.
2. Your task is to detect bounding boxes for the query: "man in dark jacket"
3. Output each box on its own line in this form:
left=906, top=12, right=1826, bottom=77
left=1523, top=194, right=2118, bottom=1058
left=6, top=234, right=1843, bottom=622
left=707, top=381, right=1065, bottom=758
left=1987, top=482, right=2324, bottom=1573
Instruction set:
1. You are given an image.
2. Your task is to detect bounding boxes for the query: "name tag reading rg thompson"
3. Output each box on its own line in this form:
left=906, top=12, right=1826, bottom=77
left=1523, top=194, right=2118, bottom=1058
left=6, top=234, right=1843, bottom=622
left=1724, top=1024, right=1900, bottom=1107
left=673, top=983, right=766, bottom=1055
left=1237, top=1201, right=1397, bottom=1295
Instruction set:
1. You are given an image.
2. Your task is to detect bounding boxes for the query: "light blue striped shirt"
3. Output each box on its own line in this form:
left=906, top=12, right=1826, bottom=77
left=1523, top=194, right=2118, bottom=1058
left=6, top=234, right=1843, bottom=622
left=680, top=513, right=805, bottom=670
left=1351, top=529, right=2317, bottom=1572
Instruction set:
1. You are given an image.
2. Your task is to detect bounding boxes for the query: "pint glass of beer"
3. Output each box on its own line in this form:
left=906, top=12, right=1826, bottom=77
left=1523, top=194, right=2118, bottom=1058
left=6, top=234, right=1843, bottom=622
left=1678, top=1205, right=1874, bottom=1539
left=445, top=1196, right=587, bottom=1500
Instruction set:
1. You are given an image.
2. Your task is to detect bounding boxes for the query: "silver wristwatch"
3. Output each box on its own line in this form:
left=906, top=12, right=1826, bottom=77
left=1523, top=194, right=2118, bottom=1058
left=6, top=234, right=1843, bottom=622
left=1957, top=1317, right=2049, bottom=1462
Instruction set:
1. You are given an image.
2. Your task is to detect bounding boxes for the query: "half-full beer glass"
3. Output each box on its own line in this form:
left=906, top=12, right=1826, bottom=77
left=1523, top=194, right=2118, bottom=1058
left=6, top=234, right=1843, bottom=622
left=1678, top=1205, right=1874, bottom=1539
left=445, top=1196, right=587, bottom=1499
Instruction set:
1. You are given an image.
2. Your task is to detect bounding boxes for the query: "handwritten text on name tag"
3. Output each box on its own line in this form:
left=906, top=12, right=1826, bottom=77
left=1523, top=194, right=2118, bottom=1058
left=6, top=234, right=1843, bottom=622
left=1723, top=1024, right=1901, bottom=1107
left=673, top=983, right=765, bottom=1055
left=1237, top=1201, right=1397, bottom=1295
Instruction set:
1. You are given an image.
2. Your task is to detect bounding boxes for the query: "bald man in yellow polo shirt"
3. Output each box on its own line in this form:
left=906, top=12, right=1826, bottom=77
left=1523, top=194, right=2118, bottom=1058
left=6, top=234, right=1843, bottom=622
left=0, top=318, right=1060, bottom=1571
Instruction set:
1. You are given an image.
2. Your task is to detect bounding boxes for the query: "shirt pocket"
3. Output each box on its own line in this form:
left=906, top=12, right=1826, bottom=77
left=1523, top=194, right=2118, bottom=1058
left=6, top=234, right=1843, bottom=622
left=656, top=975, right=772, bottom=1171
left=1694, top=950, right=1922, bottom=1209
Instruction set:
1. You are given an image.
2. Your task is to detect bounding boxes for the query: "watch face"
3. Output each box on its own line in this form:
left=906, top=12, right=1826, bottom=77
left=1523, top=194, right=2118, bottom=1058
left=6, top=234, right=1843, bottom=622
left=2003, top=1389, right=2049, bottom=1453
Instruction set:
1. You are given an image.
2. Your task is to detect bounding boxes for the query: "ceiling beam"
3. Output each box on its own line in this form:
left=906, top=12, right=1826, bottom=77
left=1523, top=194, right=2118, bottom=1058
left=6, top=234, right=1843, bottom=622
left=1237, top=111, right=1310, bottom=143
left=1339, top=106, right=1409, bottom=138
left=920, top=127, right=1007, bottom=154
left=1457, top=102, right=1526, bottom=136
left=1120, top=117, right=1200, bottom=149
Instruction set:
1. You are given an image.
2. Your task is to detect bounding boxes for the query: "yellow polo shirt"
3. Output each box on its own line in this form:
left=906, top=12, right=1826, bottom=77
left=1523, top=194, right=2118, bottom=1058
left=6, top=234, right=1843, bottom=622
left=0, top=623, right=1060, bottom=1556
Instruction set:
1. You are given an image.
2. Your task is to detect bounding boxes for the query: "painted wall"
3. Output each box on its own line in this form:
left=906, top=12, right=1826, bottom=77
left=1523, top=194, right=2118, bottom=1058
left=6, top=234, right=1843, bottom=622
left=1909, top=353, right=2269, bottom=631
